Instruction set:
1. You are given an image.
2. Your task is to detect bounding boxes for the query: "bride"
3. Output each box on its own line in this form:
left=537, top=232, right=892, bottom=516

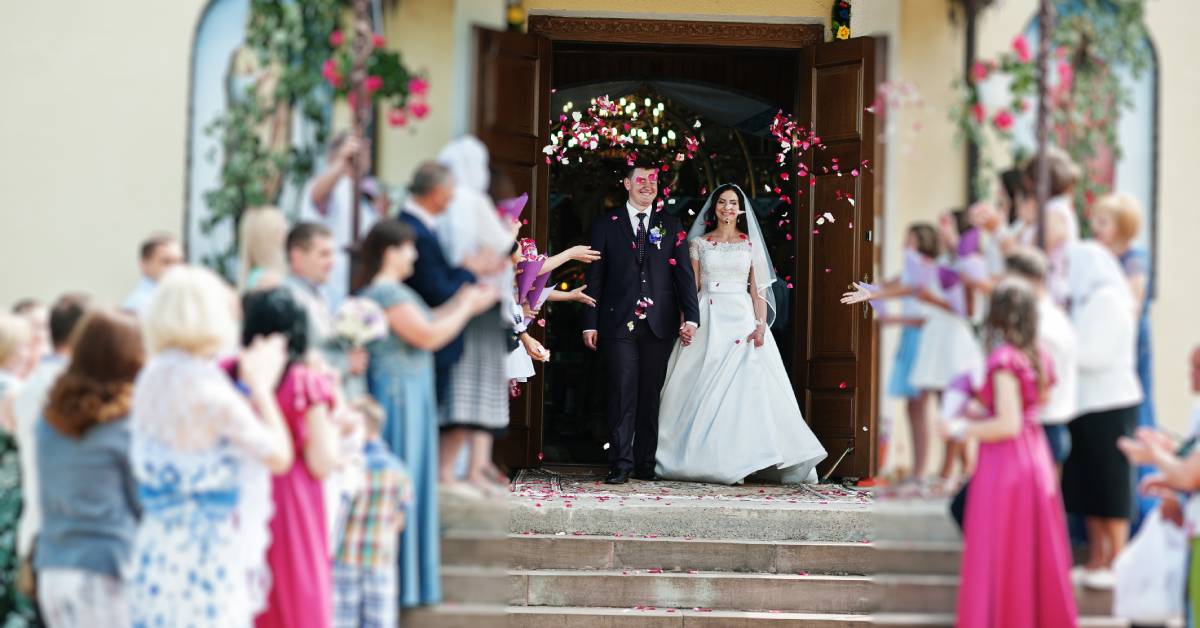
left=656, top=184, right=827, bottom=485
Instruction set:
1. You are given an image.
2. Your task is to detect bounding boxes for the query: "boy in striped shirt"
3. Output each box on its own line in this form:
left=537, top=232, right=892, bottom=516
left=333, top=397, right=411, bottom=628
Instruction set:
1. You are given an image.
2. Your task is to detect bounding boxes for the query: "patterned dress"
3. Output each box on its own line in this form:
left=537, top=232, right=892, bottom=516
left=0, top=371, right=37, bottom=626
left=129, top=350, right=279, bottom=627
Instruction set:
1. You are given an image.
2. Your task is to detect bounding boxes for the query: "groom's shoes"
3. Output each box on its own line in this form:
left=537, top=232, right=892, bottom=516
left=632, top=466, right=661, bottom=481
left=604, top=469, right=630, bottom=485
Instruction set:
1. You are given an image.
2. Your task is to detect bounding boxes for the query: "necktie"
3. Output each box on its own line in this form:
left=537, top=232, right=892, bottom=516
left=636, top=212, right=647, bottom=264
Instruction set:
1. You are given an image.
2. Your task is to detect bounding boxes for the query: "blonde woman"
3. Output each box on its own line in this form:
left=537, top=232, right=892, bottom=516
left=128, top=265, right=294, bottom=627
left=238, top=206, right=289, bottom=292
left=0, top=313, right=35, bottom=623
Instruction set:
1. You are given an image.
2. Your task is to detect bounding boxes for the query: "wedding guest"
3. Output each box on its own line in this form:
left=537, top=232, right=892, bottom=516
left=333, top=397, right=411, bottom=628
left=0, top=313, right=35, bottom=625
left=436, top=138, right=517, bottom=496
left=11, top=299, right=49, bottom=377
left=238, top=206, right=289, bottom=292
left=233, top=288, right=339, bottom=628
left=14, top=293, right=90, bottom=595
left=843, top=223, right=940, bottom=481
left=944, top=278, right=1077, bottom=627
left=1022, top=147, right=1081, bottom=305
left=1003, top=250, right=1077, bottom=467
left=1090, top=192, right=1157, bottom=530
left=129, top=265, right=294, bottom=626
left=121, top=234, right=184, bottom=317
left=357, top=218, right=496, bottom=607
left=300, top=132, right=390, bottom=307
left=34, top=308, right=143, bottom=628
left=1061, top=241, right=1143, bottom=590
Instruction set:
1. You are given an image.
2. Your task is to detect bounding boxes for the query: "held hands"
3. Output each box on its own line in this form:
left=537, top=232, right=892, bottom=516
left=678, top=324, right=695, bottom=347
left=841, top=282, right=873, bottom=305
left=239, top=334, right=289, bottom=396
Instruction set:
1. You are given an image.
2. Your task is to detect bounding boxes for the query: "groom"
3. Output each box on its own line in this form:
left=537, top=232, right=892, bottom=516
left=582, top=162, right=701, bottom=484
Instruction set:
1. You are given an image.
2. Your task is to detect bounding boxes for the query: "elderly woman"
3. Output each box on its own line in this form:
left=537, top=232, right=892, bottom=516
left=129, top=266, right=295, bottom=627
left=1060, top=241, right=1143, bottom=590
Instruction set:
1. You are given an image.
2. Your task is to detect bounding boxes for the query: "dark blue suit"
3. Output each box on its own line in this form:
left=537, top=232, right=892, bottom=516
left=398, top=211, right=475, bottom=402
left=583, top=208, right=700, bottom=472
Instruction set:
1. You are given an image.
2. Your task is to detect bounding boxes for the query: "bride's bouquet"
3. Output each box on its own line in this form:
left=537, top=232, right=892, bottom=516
left=333, top=297, right=388, bottom=348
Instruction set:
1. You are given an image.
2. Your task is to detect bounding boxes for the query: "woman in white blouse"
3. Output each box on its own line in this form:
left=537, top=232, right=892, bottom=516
left=1060, top=241, right=1143, bottom=590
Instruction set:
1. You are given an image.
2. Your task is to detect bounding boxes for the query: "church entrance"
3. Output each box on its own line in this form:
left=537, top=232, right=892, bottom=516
left=474, top=16, right=883, bottom=480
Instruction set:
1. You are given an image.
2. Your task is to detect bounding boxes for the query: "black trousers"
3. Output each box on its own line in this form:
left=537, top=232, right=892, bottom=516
left=600, top=319, right=674, bottom=472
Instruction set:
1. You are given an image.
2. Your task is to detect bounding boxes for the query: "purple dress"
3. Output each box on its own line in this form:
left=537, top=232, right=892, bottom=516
left=956, top=344, right=1077, bottom=627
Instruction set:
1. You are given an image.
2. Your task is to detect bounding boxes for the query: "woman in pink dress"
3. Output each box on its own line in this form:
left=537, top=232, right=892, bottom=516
left=943, top=278, right=1077, bottom=627
left=231, top=288, right=341, bottom=628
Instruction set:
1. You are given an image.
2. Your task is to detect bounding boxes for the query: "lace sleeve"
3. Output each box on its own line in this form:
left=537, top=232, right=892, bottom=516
left=688, top=236, right=702, bottom=261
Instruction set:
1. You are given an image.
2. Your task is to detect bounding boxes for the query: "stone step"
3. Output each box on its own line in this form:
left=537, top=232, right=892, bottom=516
left=510, top=495, right=871, bottom=542
left=507, top=534, right=872, bottom=575
left=873, top=574, right=1114, bottom=616
left=872, top=540, right=960, bottom=575
left=871, top=613, right=1165, bottom=627
left=402, top=603, right=507, bottom=628
left=442, top=531, right=508, bottom=567
left=508, top=606, right=871, bottom=627
left=512, top=569, right=874, bottom=614
left=441, top=565, right=514, bottom=606
left=871, top=499, right=960, bottom=544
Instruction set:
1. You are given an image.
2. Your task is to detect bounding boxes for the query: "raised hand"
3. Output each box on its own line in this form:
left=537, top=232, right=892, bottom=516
left=565, top=245, right=602, bottom=264
left=567, top=285, right=596, bottom=307
left=239, top=334, right=289, bottom=396
left=840, top=282, right=874, bottom=305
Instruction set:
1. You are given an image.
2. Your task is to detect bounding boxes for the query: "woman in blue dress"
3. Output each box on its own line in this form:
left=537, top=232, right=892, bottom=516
left=356, top=219, right=496, bottom=606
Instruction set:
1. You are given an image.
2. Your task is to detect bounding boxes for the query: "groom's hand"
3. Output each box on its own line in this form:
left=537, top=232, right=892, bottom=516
left=582, top=330, right=598, bottom=351
left=678, top=324, right=695, bottom=346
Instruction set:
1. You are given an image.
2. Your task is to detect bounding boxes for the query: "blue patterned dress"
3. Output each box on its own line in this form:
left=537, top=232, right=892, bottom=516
left=129, top=350, right=278, bottom=627
left=360, top=280, right=441, bottom=607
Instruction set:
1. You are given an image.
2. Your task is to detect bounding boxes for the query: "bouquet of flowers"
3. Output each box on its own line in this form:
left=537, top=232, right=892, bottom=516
left=515, top=238, right=551, bottom=306
left=334, top=297, right=388, bottom=347
left=497, top=193, right=528, bottom=223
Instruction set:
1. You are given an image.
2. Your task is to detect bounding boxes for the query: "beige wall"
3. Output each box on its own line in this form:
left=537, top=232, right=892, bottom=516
left=0, top=1, right=208, bottom=307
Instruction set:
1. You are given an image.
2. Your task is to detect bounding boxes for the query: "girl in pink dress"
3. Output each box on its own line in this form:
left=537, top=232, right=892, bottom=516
left=943, top=278, right=1077, bottom=627
left=231, top=288, right=341, bottom=628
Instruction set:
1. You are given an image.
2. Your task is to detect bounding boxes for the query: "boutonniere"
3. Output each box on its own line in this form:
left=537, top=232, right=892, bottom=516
left=648, top=225, right=664, bottom=249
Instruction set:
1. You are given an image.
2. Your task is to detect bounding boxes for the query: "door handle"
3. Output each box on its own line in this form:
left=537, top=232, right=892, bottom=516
left=861, top=273, right=871, bottom=320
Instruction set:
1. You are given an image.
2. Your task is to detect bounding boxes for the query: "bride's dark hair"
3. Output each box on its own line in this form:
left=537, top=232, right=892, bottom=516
left=703, top=184, right=751, bottom=235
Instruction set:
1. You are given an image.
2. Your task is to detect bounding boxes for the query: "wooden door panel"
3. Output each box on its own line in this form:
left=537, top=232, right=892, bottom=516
left=473, top=26, right=552, bottom=470
left=798, top=37, right=880, bottom=479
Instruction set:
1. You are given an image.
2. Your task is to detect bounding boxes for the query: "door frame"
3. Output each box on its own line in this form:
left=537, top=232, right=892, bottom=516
left=504, top=17, right=878, bottom=476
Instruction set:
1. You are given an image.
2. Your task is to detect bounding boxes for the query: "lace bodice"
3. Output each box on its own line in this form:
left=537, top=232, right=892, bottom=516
left=689, top=237, right=753, bottom=288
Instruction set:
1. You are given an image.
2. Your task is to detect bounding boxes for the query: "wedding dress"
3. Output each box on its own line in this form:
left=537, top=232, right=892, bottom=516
left=655, top=186, right=827, bottom=485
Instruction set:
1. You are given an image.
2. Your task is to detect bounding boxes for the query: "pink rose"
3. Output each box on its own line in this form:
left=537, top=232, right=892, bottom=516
left=992, top=109, right=1014, bottom=132
left=408, top=77, right=429, bottom=97
left=409, top=101, right=430, bottom=120
left=1012, top=36, right=1031, bottom=63
left=1057, top=60, right=1074, bottom=92
left=971, top=103, right=986, bottom=124
left=372, top=34, right=386, bottom=48
left=329, top=30, right=344, bottom=47
left=971, top=60, right=990, bottom=82
left=387, top=108, right=408, bottom=128
left=365, top=75, right=383, bottom=93
left=321, top=58, right=341, bottom=88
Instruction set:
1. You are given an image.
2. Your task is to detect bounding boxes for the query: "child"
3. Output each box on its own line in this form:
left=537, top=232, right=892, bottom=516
left=944, top=278, right=1077, bottom=627
left=334, top=397, right=412, bottom=628
left=842, top=223, right=940, bottom=482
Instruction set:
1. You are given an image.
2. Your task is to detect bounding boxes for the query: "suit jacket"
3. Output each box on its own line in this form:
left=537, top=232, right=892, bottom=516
left=582, top=209, right=700, bottom=340
left=398, top=212, right=476, bottom=371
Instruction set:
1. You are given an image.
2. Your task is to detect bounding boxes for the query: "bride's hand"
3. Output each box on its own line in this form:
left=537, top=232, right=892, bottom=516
left=747, top=322, right=765, bottom=348
left=840, top=282, right=873, bottom=305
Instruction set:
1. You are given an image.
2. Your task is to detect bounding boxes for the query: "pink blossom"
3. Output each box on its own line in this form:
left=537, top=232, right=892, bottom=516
left=1057, top=60, right=1074, bottom=92
left=364, top=75, right=383, bottom=93
left=971, top=60, right=990, bottom=82
left=992, top=109, right=1014, bottom=132
left=321, top=58, right=342, bottom=88
left=329, top=30, right=344, bottom=47
left=409, top=101, right=430, bottom=119
left=408, top=77, right=429, bottom=97
left=971, top=103, right=986, bottom=124
left=1012, top=35, right=1031, bottom=63
left=372, top=34, right=386, bottom=48
left=387, top=108, right=408, bottom=128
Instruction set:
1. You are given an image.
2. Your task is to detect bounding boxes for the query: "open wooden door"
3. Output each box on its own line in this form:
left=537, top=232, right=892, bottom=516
left=794, top=37, right=881, bottom=480
left=472, top=27, right=552, bottom=470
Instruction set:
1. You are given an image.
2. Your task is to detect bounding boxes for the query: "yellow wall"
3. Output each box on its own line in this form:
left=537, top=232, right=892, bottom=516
left=0, top=0, right=209, bottom=307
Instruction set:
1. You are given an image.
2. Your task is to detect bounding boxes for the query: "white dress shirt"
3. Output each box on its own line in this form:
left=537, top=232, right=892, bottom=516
left=404, top=199, right=440, bottom=233
left=626, top=201, right=652, bottom=234
left=300, top=176, right=382, bottom=308
left=1037, top=295, right=1078, bottom=424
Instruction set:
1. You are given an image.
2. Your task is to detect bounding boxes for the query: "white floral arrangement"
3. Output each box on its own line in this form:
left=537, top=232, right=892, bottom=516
left=334, top=297, right=388, bottom=347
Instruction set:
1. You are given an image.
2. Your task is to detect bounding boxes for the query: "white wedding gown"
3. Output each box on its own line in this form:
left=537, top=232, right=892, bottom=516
left=656, top=238, right=828, bottom=485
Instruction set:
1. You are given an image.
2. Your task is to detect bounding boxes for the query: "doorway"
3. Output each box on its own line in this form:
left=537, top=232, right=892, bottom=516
left=474, top=17, right=882, bottom=479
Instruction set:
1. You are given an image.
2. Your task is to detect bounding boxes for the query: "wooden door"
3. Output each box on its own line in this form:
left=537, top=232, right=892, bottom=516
left=472, top=26, right=552, bottom=470
left=794, top=37, right=881, bottom=480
